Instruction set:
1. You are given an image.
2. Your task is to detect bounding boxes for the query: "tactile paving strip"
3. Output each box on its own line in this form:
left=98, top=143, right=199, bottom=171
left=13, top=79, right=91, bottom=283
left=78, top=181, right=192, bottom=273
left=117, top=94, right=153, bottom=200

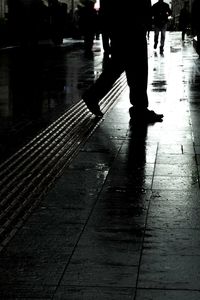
left=0, top=73, right=127, bottom=251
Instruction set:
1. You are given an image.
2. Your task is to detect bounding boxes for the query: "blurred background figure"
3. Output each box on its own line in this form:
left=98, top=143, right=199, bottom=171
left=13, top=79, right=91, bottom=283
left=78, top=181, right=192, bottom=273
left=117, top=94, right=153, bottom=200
left=191, top=0, right=200, bottom=58
left=99, top=0, right=111, bottom=58
left=70, top=4, right=82, bottom=39
left=48, top=0, right=65, bottom=45
left=78, top=0, right=98, bottom=57
left=152, top=0, right=172, bottom=54
left=179, top=1, right=190, bottom=42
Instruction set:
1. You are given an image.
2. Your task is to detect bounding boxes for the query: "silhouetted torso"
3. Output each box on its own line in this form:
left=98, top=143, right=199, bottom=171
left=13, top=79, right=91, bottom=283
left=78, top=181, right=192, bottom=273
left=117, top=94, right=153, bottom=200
left=100, top=0, right=151, bottom=38
left=152, top=0, right=171, bottom=28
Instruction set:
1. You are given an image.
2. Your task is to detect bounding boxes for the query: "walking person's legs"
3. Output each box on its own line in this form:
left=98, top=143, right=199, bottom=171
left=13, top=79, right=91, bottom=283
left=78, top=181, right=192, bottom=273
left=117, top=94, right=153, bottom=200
left=126, top=34, right=163, bottom=122
left=197, top=33, right=200, bottom=57
left=83, top=32, right=163, bottom=122
left=154, top=27, right=159, bottom=49
left=83, top=54, right=124, bottom=116
left=102, top=31, right=111, bottom=56
left=182, top=28, right=186, bottom=41
left=84, top=32, right=95, bottom=56
left=160, top=24, right=167, bottom=53
left=126, top=41, right=148, bottom=111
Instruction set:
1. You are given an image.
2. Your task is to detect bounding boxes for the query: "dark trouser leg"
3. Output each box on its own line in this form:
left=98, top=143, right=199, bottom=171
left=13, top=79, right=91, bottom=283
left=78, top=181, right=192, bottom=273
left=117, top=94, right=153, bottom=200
left=197, top=33, right=200, bottom=57
left=102, top=32, right=111, bottom=54
left=182, top=29, right=186, bottom=41
left=125, top=36, right=148, bottom=110
left=160, top=25, right=167, bottom=49
left=84, top=33, right=94, bottom=53
left=154, top=27, right=159, bottom=48
left=83, top=56, right=124, bottom=104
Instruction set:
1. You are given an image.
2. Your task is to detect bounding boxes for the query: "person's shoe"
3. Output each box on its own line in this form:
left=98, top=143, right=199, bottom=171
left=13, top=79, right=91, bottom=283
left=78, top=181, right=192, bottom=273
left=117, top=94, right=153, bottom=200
left=84, top=99, right=103, bottom=117
left=144, top=109, right=163, bottom=122
left=129, top=107, right=163, bottom=123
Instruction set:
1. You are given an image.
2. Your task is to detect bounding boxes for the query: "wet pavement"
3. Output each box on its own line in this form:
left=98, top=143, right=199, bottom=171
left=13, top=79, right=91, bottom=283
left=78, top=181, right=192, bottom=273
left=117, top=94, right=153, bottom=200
left=0, top=32, right=200, bottom=299
left=0, top=38, right=102, bottom=163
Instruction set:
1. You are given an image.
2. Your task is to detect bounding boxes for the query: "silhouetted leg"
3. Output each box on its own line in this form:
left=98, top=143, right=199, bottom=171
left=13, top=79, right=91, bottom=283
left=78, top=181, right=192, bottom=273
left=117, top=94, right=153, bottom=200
left=197, top=33, right=200, bottom=57
left=125, top=35, right=163, bottom=122
left=182, top=29, right=186, bottom=41
left=83, top=55, right=124, bottom=106
left=84, top=32, right=94, bottom=55
left=154, top=27, right=159, bottom=49
left=125, top=35, right=148, bottom=110
left=160, top=25, right=167, bottom=52
left=102, top=32, right=111, bottom=55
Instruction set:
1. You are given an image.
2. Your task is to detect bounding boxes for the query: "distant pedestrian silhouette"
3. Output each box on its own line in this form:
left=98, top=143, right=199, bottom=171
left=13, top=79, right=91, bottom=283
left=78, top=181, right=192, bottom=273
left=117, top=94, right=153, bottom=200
left=49, top=0, right=64, bottom=45
left=78, top=0, right=98, bottom=57
left=99, top=0, right=111, bottom=57
left=152, top=0, right=172, bottom=54
left=83, top=0, right=163, bottom=123
left=179, top=1, right=190, bottom=41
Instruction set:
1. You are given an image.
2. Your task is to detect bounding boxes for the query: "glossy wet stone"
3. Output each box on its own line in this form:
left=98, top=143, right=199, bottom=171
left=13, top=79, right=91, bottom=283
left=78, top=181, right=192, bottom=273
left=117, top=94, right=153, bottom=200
left=143, top=227, right=200, bottom=255
left=60, top=262, right=139, bottom=287
left=0, top=285, right=55, bottom=299
left=147, top=190, right=200, bottom=228
left=152, top=175, right=199, bottom=190
left=154, top=163, right=198, bottom=176
left=138, top=254, right=200, bottom=290
left=0, top=32, right=200, bottom=299
left=136, top=289, right=200, bottom=300
left=54, top=286, right=134, bottom=300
